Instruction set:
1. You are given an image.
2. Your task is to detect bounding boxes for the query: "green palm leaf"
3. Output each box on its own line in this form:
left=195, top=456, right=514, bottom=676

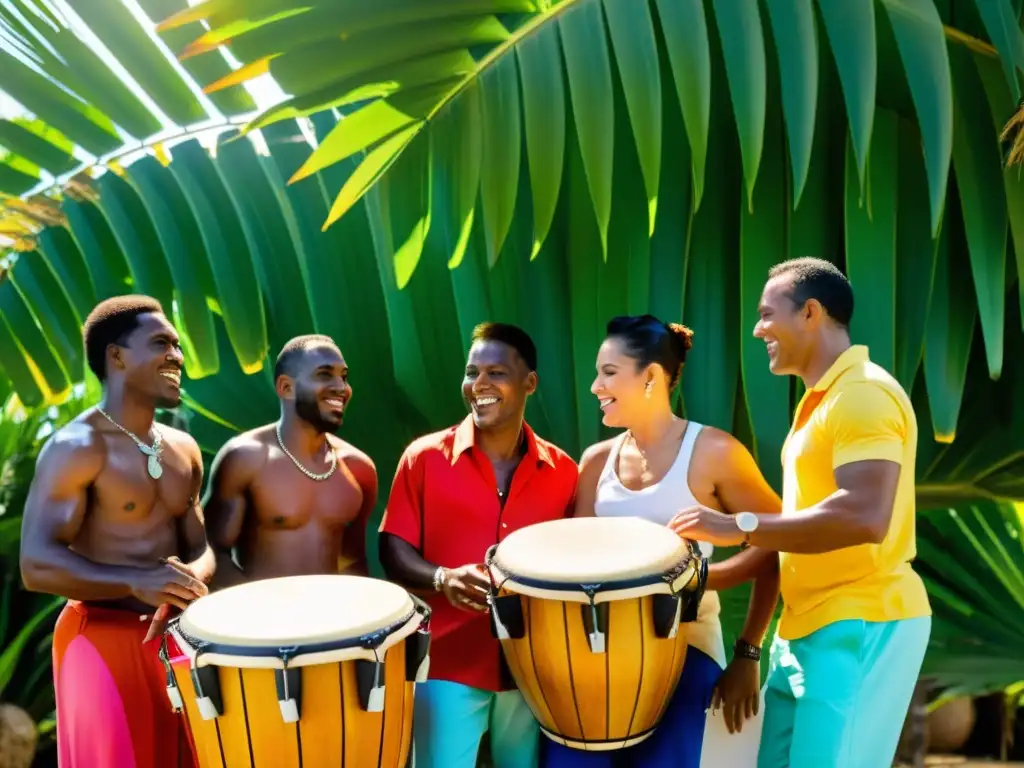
left=1, top=0, right=1024, bottom=706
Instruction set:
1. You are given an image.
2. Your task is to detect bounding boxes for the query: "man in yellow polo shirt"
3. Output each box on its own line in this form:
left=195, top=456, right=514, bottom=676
left=671, top=257, right=931, bottom=768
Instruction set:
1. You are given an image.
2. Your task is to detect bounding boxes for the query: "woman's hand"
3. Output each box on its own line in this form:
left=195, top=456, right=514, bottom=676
left=711, top=657, right=761, bottom=734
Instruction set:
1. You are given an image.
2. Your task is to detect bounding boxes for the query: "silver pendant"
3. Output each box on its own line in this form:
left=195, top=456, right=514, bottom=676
left=148, top=454, right=163, bottom=479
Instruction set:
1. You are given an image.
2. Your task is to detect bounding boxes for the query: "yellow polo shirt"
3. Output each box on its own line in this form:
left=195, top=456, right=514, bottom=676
left=778, top=345, right=931, bottom=640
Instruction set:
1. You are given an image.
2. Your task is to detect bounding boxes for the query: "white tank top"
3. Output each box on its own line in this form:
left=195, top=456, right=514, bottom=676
left=593, top=423, right=726, bottom=669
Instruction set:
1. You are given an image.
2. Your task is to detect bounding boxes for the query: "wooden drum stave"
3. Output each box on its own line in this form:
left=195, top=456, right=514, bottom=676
left=161, top=574, right=431, bottom=768
left=485, top=516, right=707, bottom=752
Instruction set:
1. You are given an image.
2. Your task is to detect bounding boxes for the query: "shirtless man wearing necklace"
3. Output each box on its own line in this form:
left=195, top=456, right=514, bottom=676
left=20, top=295, right=213, bottom=768
left=203, top=335, right=378, bottom=588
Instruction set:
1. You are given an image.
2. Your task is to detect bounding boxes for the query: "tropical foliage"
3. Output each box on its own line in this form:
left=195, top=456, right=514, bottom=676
left=2, top=0, right=1024, bottom=505
left=0, top=387, right=96, bottom=761
left=1, top=0, right=1024, bottom=723
left=1005, top=103, right=1024, bottom=166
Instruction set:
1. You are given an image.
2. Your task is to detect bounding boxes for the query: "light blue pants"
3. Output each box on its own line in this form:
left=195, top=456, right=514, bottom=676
left=758, top=616, right=931, bottom=768
left=413, top=679, right=540, bottom=768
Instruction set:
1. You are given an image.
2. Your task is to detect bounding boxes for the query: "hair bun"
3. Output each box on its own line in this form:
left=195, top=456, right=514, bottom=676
left=667, top=322, right=694, bottom=353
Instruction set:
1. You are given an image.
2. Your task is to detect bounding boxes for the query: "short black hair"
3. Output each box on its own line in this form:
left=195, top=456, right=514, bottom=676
left=82, top=295, right=165, bottom=381
left=768, top=257, right=854, bottom=328
left=274, top=334, right=341, bottom=380
left=471, top=322, right=537, bottom=372
left=606, top=314, right=694, bottom=390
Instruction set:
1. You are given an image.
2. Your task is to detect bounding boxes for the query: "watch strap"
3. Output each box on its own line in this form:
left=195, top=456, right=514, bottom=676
left=733, top=639, right=761, bottom=662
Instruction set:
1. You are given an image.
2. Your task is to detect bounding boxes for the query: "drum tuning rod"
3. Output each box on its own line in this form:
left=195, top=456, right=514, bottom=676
left=157, top=638, right=183, bottom=713
left=581, top=585, right=607, bottom=654
left=275, top=645, right=302, bottom=724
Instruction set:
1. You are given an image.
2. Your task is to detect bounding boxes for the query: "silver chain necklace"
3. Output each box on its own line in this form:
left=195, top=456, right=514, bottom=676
left=275, top=422, right=337, bottom=481
left=97, top=407, right=164, bottom=479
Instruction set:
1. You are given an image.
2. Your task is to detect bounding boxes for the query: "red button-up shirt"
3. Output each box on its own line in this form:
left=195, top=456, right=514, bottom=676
left=379, top=416, right=578, bottom=692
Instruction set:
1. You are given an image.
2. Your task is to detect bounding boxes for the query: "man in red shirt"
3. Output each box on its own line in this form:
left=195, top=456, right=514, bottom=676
left=379, top=322, right=578, bottom=768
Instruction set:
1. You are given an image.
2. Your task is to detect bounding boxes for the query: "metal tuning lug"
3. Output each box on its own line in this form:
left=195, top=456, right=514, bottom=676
left=581, top=585, right=607, bottom=654
left=357, top=657, right=386, bottom=713
left=158, top=639, right=183, bottom=712
left=190, top=665, right=223, bottom=721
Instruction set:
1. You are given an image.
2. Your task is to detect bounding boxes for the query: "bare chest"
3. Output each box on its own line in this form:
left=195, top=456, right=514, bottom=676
left=249, top=457, right=364, bottom=530
left=92, top=442, right=194, bottom=524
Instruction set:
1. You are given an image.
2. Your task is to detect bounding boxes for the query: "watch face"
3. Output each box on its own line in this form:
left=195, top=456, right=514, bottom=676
left=737, top=512, right=758, bottom=533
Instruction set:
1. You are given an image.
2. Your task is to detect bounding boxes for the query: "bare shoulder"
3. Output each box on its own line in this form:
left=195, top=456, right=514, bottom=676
left=693, top=426, right=757, bottom=471
left=158, top=422, right=203, bottom=461
left=209, top=426, right=271, bottom=479
left=580, top=437, right=616, bottom=471
left=37, top=416, right=106, bottom=474
left=330, top=437, right=377, bottom=483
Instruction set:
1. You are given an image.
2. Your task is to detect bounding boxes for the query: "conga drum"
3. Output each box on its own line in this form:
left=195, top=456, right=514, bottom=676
left=159, top=574, right=431, bottom=767
left=485, top=516, right=707, bottom=751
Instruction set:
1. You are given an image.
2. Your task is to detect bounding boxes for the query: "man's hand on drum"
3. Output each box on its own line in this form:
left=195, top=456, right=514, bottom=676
left=439, top=564, right=490, bottom=614
left=711, top=657, right=761, bottom=734
left=668, top=505, right=744, bottom=547
left=131, top=556, right=208, bottom=611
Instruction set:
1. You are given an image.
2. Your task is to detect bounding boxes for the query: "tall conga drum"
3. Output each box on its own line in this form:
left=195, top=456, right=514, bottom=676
left=160, top=574, right=430, bottom=767
left=485, top=516, right=707, bottom=751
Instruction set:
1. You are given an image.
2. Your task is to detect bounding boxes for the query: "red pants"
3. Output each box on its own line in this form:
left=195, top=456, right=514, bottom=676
left=52, top=601, right=199, bottom=767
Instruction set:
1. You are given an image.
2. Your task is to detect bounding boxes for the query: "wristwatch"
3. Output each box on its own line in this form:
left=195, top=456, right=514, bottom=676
left=735, top=511, right=759, bottom=546
left=733, top=639, right=762, bottom=662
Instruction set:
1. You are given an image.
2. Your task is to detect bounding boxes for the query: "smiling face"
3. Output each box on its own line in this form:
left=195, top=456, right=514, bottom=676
left=280, top=345, right=352, bottom=434
left=591, top=337, right=661, bottom=428
left=462, top=340, right=537, bottom=431
left=753, top=274, right=815, bottom=376
left=113, top=312, right=184, bottom=408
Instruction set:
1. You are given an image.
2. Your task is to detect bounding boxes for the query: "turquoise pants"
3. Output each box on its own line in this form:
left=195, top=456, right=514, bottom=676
left=758, top=616, right=931, bottom=768
left=413, top=680, right=540, bottom=768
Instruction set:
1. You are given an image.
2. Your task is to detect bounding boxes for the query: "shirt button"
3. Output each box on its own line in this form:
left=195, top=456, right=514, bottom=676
left=502, top=523, right=508, bottom=528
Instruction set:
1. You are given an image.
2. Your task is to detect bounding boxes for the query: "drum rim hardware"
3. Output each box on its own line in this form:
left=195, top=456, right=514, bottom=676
left=484, top=541, right=705, bottom=602
left=169, top=593, right=431, bottom=669
left=484, top=541, right=710, bottom=653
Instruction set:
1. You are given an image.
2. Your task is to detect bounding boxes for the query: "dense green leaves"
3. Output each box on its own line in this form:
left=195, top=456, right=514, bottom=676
left=515, top=28, right=563, bottom=259
left=949, top=46, right=1008, bottom=379
left=0, top=120, right=78, bottom=177
left=604, top=0, right=661, bottom=235
left=879, top=0, right=953, bottom=236
left=918, top=501, right=1024, bottom=698
left=817, top=0, right=877, bottom=194
left=763, top=0, right=817, bottom=207
left=560, top=2, right=614, bottom=257
left=0, top=0, right=1023, bottom=501
left=652, top=0, right=710, bottom=208
left=711, top=0, right=766, bottom=211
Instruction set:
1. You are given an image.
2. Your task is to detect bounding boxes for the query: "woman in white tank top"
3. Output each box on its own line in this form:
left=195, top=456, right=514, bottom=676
left=542, top=315, right=782, bottom=768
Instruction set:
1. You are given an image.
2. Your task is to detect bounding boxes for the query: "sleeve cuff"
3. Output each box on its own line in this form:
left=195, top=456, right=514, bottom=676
left=833, top=440, right=904, bottom=470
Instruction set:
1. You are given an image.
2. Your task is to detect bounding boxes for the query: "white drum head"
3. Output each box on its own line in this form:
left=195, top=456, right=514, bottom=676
left=493, top=517, right=690, bottom=583
left=179, top=574, right=415, bottom=648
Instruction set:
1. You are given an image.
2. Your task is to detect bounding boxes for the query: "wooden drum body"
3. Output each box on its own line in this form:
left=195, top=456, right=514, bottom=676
left=486, top=517, right=707, bottom=752
left=160, top=575, right=431, bottom=768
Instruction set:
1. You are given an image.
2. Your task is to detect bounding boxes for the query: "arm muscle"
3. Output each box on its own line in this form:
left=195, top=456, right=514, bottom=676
left=202, top=437, right=262, bottom=589
left=340, top=448, right=377, bottom=577
left=178, top=435, right=215, bottom=584
left=571, top=441, right=612, bottom=518
left=20, top=425, right=149, bottom=599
